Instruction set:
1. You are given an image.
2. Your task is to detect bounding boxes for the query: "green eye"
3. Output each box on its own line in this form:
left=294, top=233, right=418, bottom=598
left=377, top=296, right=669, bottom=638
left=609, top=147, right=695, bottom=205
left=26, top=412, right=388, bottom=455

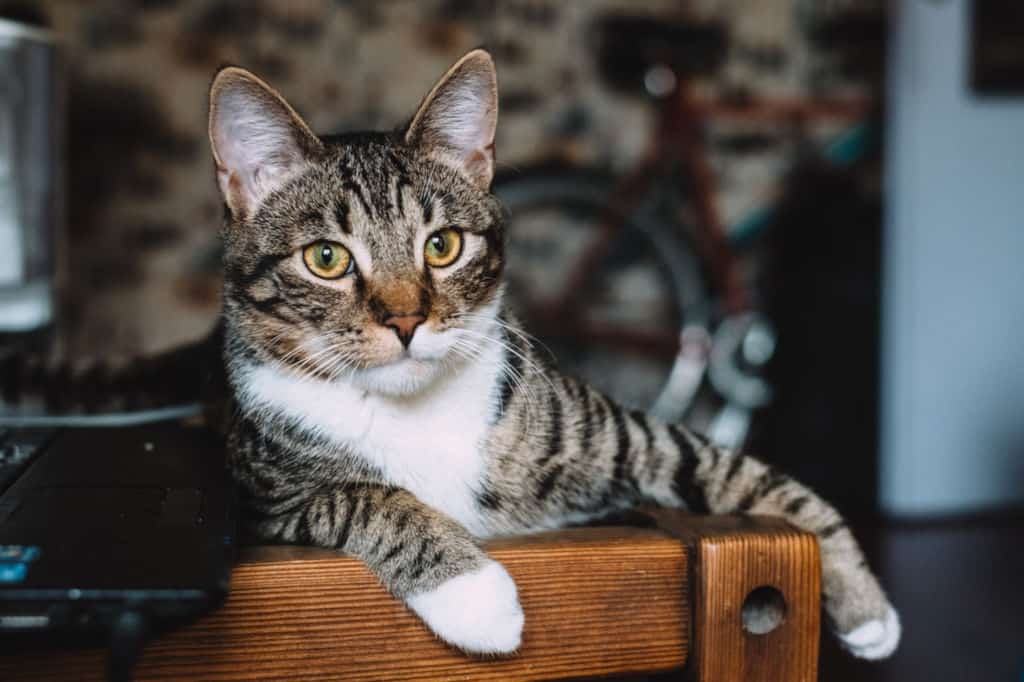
left=303, top=241, right=352, bottom=279
left=424, top=228, right=463, bottom=268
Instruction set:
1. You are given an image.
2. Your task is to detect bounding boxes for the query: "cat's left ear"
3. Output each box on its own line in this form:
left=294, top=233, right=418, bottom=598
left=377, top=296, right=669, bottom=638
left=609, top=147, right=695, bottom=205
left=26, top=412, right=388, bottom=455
left=406, top=49, right=498, bottom=189
left=208, top=67, right=322, bottom=218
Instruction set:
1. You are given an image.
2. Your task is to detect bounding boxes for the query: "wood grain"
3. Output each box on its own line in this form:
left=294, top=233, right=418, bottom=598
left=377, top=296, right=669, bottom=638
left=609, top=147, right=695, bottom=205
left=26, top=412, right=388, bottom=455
left=647, top=511, right=822, bottom=682
left=0, top=526, right=689, bottom=681
left=0, top=515, right=822, bottom=681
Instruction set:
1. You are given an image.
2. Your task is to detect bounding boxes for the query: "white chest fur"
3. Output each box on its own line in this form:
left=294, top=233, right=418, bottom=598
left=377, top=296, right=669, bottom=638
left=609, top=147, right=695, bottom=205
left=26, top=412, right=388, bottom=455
left=237, top=349, right=503, bottom=536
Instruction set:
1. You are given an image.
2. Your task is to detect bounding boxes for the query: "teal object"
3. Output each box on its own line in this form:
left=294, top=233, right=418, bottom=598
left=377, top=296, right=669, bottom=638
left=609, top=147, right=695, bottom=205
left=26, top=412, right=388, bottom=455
left=0, top=562, right=27, bottom=583
left=825, top=123, right=872, bottom=166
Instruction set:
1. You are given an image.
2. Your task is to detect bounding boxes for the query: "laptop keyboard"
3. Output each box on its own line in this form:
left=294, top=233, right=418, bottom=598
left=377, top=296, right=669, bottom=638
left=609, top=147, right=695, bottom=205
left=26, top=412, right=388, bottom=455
left=0, top=428, right=56, bottom=495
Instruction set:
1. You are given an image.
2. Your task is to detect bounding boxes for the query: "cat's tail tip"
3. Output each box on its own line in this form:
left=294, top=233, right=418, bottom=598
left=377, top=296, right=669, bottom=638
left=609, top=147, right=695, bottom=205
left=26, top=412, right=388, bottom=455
left=839, top=606, right=901, bottom=660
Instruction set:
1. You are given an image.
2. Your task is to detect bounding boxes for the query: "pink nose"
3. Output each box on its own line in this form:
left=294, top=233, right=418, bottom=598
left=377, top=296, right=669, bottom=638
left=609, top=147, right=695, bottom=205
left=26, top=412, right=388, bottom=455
left=384, top=313, right=426, bottom=348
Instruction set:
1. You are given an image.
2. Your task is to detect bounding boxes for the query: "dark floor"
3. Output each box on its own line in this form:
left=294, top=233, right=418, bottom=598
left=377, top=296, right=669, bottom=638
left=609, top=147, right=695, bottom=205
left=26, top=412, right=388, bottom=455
left=819, top=516, right=1024, bottom=682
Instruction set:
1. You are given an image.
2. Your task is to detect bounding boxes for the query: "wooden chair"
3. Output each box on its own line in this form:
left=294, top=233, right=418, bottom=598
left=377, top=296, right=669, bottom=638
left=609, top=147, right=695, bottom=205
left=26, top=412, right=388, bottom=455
left=0, top=510, right=820, bottom=681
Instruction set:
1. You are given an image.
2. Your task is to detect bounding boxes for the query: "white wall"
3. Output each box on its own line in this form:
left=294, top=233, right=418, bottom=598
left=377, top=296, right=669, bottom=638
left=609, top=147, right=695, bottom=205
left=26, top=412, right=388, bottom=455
left=881, top=0, right=1024, bottom=515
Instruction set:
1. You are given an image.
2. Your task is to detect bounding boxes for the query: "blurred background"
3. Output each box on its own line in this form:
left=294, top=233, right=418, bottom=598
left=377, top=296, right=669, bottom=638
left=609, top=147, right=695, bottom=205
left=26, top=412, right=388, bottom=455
left=0, top=1, right=1022, bottom=680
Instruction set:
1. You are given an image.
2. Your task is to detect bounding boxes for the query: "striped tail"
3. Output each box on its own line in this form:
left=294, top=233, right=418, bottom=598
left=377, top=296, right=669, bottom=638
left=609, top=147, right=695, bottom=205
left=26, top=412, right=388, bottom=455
left=501, top=370, right=900, bottom=660
left=643, top=417, right=901, bottom=659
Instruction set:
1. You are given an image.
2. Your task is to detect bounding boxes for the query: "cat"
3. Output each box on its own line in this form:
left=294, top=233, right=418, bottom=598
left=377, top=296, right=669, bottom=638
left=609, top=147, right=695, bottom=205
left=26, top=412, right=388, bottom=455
left=2, top=48, right=900, bottom=660
left=207, top=49, right=900, bottom=659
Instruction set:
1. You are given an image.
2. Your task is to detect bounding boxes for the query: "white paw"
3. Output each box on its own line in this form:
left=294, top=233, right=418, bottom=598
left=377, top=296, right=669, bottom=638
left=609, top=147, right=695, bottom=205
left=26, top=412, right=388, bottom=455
left=839, top=607, right=901, bottom=660
left=406, top=560, right=524, bottom=655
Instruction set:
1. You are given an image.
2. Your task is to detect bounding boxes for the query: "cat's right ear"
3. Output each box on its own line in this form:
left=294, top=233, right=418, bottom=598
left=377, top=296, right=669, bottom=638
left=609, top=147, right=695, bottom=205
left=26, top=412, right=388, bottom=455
left=208, top=67, right=322, bottom=219
left=405, top=49, right=498, bottom=189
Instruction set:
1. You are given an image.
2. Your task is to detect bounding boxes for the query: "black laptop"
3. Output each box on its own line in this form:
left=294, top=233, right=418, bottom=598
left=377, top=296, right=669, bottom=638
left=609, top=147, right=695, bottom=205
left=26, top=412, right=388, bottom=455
left=0, top=422, right=235, bottom=676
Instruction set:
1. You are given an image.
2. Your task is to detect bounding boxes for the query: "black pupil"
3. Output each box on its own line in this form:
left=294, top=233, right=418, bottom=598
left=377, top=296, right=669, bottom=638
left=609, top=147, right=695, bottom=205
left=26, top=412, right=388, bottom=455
left=320, top=245, right=333, bottom=264
left=431, top=235, right=445, bottom=252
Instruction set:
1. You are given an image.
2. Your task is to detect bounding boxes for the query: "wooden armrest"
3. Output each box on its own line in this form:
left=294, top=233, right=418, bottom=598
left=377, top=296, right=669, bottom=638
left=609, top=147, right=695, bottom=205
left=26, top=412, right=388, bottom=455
left=647, top=510, right=821, bottom=681
left=0, top=513, right=819, bottom=681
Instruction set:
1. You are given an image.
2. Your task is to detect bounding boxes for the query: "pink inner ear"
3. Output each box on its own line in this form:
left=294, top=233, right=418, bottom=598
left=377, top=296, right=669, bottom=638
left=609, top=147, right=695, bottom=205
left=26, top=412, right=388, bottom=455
left=210, top=73, right=320, bottom=215
left=408, top=53, right=498, bottom=187
left=465, top=145, right=495, bottom=185
left=436, top=87, right=496, bottom=186
left=451, top=83, right=495, bottom=152
left=225, top=171, right=248, bottom=213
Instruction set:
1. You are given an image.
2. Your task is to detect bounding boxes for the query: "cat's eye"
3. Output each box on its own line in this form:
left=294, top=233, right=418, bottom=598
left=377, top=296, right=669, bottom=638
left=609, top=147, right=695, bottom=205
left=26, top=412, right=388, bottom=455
left=303, top=241, right=353, bottom=279
left=424, top=228, right=463, bottom=268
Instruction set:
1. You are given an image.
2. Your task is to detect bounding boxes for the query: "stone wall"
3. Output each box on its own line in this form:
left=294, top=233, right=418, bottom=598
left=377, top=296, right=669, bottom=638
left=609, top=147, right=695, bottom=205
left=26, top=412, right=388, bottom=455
left=12, top=0, right=884, bottom=358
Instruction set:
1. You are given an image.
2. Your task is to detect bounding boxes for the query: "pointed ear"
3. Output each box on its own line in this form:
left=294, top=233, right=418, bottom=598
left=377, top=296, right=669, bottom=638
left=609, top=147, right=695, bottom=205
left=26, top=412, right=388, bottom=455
left=208, top=67, right=322, bottom=218
left=405, top=49, right=498, bottom=189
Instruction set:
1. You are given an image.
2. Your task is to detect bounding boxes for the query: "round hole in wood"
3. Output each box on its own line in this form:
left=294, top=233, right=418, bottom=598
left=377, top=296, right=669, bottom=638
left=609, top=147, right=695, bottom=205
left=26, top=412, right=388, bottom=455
left=741, top=585, right=787, bottom=635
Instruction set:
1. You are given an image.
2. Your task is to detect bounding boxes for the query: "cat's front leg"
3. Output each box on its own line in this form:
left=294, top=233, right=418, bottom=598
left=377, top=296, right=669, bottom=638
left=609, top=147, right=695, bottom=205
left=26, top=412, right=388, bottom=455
left=252, top=484, right=524, bottom=655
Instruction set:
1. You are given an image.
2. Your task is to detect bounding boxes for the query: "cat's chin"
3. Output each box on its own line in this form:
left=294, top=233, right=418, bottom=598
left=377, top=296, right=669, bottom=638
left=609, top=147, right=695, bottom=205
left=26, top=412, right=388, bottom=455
left=346, top=357, right=446, bottom=397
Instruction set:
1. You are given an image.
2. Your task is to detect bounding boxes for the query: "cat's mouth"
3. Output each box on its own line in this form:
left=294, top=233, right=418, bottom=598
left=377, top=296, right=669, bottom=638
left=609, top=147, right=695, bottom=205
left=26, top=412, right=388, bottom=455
left=389, top=355, right=436, bottom=373
left=346, top=351, right=447, bottom=396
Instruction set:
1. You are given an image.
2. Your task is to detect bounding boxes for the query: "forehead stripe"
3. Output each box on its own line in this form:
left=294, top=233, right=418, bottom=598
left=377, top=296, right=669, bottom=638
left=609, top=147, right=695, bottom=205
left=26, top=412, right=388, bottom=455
left=343, top=180, right=373, bottom=219
left=395, top=176, right=412, bottom=215
left=334, top=200, right=351, bottom=234
left=420, top=195, right=434, bottom=224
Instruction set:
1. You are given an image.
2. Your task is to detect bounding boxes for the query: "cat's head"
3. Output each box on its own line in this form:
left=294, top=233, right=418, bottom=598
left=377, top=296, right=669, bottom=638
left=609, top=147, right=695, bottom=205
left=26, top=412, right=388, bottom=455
left=209, top=50, right=505, bottom=396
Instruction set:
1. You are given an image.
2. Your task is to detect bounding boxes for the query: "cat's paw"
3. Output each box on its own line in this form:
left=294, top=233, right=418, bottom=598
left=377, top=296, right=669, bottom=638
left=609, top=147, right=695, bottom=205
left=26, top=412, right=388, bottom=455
left=838, top=607, right=901, bottom=660
left=406, top=560, right=524, bottom=655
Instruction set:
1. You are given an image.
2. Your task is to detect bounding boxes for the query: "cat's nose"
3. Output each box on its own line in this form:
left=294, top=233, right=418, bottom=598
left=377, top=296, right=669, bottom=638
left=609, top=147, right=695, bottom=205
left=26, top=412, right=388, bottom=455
left=384, top=313, right=426, bottom=348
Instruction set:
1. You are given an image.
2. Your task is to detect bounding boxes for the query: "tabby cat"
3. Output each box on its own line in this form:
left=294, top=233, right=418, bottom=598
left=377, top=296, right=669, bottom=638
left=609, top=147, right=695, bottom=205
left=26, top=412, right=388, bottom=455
left=204, top=49, right=902, bottom=658
left=9, top=49, right=900, bottom=659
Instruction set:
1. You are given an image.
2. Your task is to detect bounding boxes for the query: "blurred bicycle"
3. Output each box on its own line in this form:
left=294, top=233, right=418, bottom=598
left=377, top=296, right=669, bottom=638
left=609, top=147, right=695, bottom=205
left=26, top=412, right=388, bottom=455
left=495, top=14, right=874, bottom=449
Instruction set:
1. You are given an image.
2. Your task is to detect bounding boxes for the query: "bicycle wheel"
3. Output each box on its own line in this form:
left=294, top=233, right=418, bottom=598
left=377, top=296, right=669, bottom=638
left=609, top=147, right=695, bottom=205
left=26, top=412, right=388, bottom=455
left=494, top=169, right=712, bottom=411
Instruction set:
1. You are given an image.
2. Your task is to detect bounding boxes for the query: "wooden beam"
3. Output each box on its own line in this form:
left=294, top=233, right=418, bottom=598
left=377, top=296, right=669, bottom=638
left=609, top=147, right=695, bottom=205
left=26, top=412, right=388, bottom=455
left=0, top=526, right=689, bottom=681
